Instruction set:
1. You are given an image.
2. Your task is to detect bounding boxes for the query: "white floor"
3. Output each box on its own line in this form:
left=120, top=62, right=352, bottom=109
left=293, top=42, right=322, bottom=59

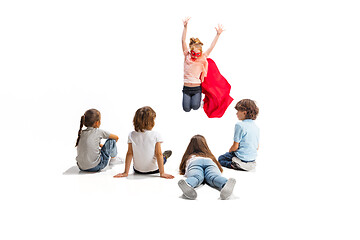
left=2, top=1, right=360, bottom=239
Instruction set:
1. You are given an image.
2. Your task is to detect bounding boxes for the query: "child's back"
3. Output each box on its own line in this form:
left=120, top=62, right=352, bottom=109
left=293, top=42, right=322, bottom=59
left=75, top=109, right=120, bottom=172
left=234, top=119, right=259, bottom=162
left=114, top=106, right=174, bottom=179
left=76, top=127, right=110, bottom=170
left=218, top=99, right=259, bottom=171
left=128, top=130, right=163, bottom=173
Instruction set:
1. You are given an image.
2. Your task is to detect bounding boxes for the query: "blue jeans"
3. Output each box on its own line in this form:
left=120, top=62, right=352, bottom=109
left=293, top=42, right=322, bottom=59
left=82, top=139, right=117, bottom=172
left=182, top=86, right=202, bottom=112
left=186, top=158, right=228, bottom=190
left=218, top=152, right=237, bottom=169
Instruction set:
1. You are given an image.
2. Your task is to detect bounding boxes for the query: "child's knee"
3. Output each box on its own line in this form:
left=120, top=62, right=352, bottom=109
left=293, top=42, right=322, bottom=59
left=191, top=173, right=204, bottom=184
left=106, top=139, right=116, bottom=145
left=218, top=159, right=226, bottom=167
left=218, top=155, right=227, bottom=163
left=192, top=102, right=201, bottom=110
left=183, top=105, right=191, bottom=112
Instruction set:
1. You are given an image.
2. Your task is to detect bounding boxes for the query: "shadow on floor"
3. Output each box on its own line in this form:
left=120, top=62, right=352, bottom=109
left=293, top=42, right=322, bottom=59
left=63, top=165, right=159, bottom=179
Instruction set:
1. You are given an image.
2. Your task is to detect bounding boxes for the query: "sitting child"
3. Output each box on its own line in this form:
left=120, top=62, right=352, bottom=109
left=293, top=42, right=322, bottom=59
left=75, top=108, right=122, bottom=172
left=178, top=135, right=236, bottom=200
left=218, top=99, right=259, bottom=171
left=113, top=106, right=174, bottom=179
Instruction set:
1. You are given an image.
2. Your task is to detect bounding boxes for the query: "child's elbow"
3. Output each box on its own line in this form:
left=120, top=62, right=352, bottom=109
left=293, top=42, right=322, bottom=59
left=155, top=152, right=163, bottom=160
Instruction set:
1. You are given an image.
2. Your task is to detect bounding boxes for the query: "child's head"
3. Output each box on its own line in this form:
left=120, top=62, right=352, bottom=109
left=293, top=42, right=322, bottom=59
left=75, top=109, right=101, bottom=147
left=179, top=135, right=223, bottom=175
left=133, top=106, right=156, bottom=132
left=189, top=38, right=203, bottom=60
left=235, top=99, right=259, bottom=120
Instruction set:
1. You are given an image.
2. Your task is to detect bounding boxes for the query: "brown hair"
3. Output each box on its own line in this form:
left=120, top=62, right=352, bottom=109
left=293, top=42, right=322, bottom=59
left=179, top=135, right=223, bottom=175
left=75, top=108, right=101, bottom=147
left=133, top=106, right=156, bottom=132
left=189, top=37, right=203, bottom=51
left=235, top=99, right=259, bottom=120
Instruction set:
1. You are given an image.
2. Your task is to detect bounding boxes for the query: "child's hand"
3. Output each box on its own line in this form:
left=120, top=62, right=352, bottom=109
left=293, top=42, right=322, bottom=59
left=215, top=24, right=225, bottom=35
left=183, top=17, right=191, bottom=27
left=113, top=172, right=128, bottom=178
left=160, top=173, right=175, bottom=179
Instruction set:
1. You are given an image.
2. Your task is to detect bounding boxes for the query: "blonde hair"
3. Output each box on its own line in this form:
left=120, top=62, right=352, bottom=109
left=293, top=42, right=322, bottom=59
left=189, top=38, right=203, bottom=51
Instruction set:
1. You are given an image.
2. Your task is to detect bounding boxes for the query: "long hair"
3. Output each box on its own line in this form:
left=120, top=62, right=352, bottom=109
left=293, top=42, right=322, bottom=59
left=179, top=135, right=223, bottom=175
left=133, top=106, right=156, bottom=132
left=75, top=109, right=101, bottom=147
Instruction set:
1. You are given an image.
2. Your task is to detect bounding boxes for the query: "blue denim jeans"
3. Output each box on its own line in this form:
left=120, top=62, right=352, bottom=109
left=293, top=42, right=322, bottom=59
left=218, top=152, right=237, bottom=169
left=182, top=86, right=202, bottom=112
left=185, top=158, right=228, bottom=190
left=82, top=139, right=117, bottom=172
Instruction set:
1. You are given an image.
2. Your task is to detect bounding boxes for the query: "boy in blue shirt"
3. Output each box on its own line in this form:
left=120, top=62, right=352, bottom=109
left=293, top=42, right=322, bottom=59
left=218, top=99, right=259, bottom=171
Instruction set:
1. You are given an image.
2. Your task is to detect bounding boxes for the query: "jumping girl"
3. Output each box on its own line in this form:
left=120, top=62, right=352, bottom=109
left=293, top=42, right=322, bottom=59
left=181, top=17, right=224, bottom=112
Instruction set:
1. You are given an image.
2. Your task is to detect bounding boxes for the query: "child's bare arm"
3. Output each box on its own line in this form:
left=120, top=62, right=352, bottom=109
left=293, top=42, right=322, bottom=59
left=229, top=141, right=239, bottom=152
left=155, top=142, right=174, bottom=179
left=204, top=24, right=225, bottom=56
left=182, top=17, right=191, bottom=55
left=113, top=143, right=133, bottom=178
left=109, top=133, right=119, bottom=142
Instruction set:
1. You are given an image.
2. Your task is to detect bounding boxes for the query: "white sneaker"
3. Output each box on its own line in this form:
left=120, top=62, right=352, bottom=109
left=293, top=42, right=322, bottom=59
left=109, top=156, right=124, bottom=165
left=178, top=179, right=197, bottom=200
left=220, top=178, right=236, bottom=200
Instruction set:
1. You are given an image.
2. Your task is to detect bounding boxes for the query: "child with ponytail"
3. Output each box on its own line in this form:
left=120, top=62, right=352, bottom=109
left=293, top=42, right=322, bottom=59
left=178, top=135, right=236, bottom=200
left=75, top=109, right=123, bottom=172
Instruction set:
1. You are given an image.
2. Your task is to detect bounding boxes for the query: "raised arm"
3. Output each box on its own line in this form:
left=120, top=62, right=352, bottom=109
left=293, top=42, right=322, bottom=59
left=204, top=24, right=225, bottom=56
left=182, top=17, right=191, bottom=55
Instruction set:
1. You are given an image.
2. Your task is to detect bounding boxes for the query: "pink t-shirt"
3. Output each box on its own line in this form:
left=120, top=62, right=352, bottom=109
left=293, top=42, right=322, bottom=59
left=183, top=51, right=208, bottom=85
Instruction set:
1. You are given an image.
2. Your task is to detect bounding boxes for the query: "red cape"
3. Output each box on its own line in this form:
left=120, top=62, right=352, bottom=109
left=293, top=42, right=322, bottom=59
left=202, top=58, right=233, bottom=118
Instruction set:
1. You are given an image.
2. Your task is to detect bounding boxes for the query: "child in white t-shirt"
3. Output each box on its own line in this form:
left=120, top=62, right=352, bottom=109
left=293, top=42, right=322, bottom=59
left=113, top=106, right=174, bottom=179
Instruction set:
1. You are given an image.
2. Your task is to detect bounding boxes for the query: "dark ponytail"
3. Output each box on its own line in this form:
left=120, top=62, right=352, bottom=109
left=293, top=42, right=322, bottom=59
left=75, top=115, right=85, bottom=147
left=75, top=109, right=101, bottom=147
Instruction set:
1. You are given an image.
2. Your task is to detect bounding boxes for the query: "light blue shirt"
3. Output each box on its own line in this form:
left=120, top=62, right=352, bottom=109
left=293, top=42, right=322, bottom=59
left=234, top=119, right=259, bottom=161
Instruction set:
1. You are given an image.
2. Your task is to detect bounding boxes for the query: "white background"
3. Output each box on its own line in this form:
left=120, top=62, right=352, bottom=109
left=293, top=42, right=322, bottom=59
left=1, top=0, right=360, bottom=239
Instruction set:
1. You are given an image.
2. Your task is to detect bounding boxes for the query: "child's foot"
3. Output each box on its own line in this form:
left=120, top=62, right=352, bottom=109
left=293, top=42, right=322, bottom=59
left=110, top=156, right=124, bottom=165
left=178, top=179, right=197, bottom=200
left=163, top=150, right=172, bottom=160
left=232, top=157, right=256, bottom=171
left=231, top=161, right=244, bottom=171
left=220, top=178, right=236, bottom=200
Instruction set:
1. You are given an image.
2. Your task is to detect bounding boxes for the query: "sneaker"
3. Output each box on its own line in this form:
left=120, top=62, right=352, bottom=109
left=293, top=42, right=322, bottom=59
left=231, top=161, right=243, bottom=170
left=220, top=178, right=236, bottom=200
left=163, top=150, right=172, bottom=160
left=232, top=157, right=256, bottom=171
left=178, top=179, right=197, bottom=200
left=109, top=156, right=124, bottom=165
